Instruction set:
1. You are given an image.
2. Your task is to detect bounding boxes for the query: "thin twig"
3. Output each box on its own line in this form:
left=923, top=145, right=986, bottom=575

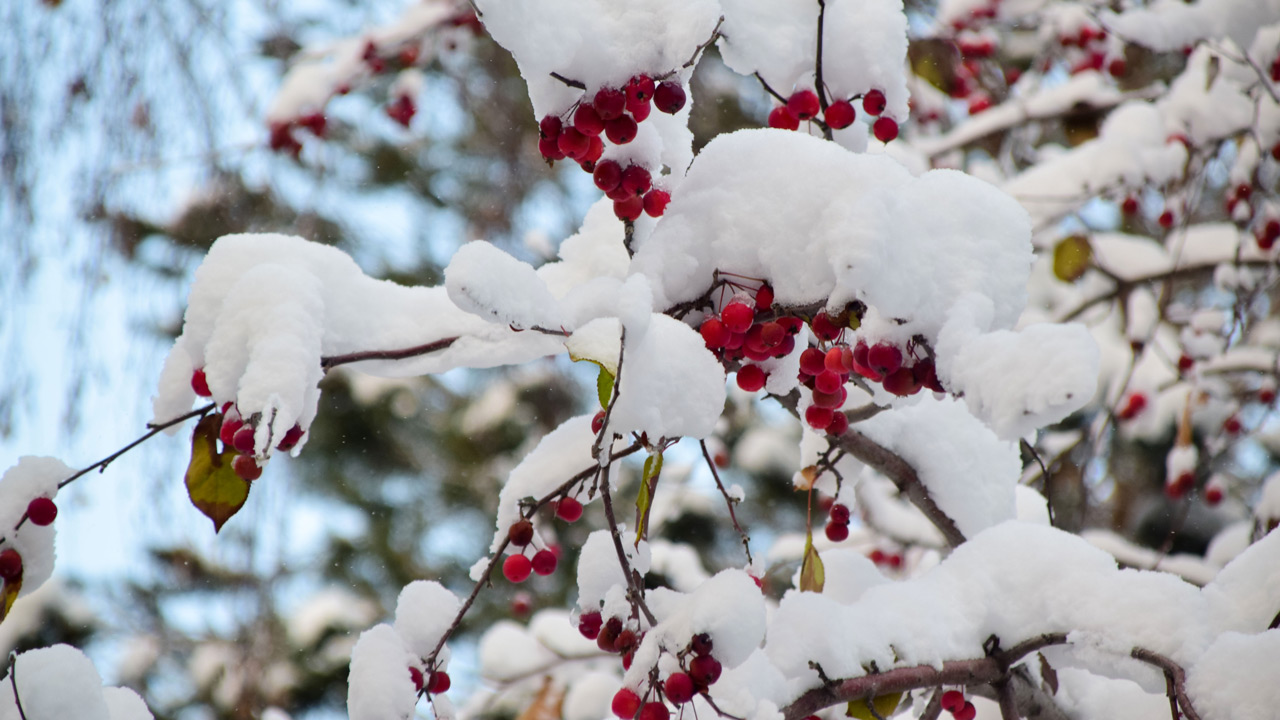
left=753, top=72, right=787, bottom=103
left=8, top=654, right=27, bottom=720
left=599, top=459, right=658, bottom=626
left=1020, top=439, right=1055, bottom=526
left=550, top=72, right=586, bottom=90
left=319, top=336, right=459, bottom=371
left=1057, top=261, right=1277, bottom=322
left=683, top=16, right=725, bottom=69
left=1130, top=648, right=1202, bottom=720
left=699, top=440, right=752, bottom=564
left=58, top=402, right=217, bottom=491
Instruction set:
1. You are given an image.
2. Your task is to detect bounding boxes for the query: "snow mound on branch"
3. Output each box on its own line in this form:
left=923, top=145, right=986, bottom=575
left=1186, top=631, right=1280, bottom=720
left=578, top=530, right=651, bottom=622
left=0, top=457, right=68, bottom=598
left=394, top=581, right=460, bottom=660
left=609, top=314, right=727, bottom=441
left=1103, top=0, right=1280, bottom=54
left=153, top=234, right=562, bottom=444
left=0, top=644, right=153, bottom=719
left=347, top=624, right=417, bottom=720
left=445, top=241, right=565, bottom=330
left=718, top=0, right=910, bottom=125
left=858, top=395, right=1020, bottom=537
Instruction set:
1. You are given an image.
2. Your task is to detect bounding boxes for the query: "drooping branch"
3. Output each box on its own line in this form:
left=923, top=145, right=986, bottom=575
left=781, top=633, right=1069, bottom=720
left=700, top=440, right=753, bottom=565
left=319, top=336, right=460, bottom=371
left=1130, top=648, right=1202, bottom=720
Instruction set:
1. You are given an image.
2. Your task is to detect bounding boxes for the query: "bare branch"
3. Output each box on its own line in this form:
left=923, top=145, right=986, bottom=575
left=550, top=72, right=586, bottom=90
left=320, top=336, right=459, bottom=370
left=700, top=440, right=752, bottom=564
left=8, top=654, right=27, bottom=720
left=682, top=16, right=724, bottom=69
left=1130, top=648, right=1202, bottom=720
left=56, top=402, right=218, bottom=492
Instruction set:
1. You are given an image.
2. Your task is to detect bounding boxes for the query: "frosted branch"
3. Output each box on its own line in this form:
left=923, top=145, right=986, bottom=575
left=319, top=336, right=460, bottom=371
left=1129, top=648, right=1202, bottom=720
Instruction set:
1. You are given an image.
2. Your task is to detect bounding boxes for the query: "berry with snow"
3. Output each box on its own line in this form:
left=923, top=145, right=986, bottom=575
left=427, top=670, right=451, bottom=694
left=0, top=549, right=22, bottom=583
left=191, top=369, right=211, bottom=397
left=786, top=90, right=820, bottom=121
left=824, top=99, right=856, bottom=129
left=862, top=89, right=886, bottom=116
left=578, top=611, right=603, bottom=639
left=27, top=497, right=57, bottom=526
left=232, top=455, right=263, bottom=481
left=654, top=81, right=686, bottom=114
left=612, top=689, right=642, bottom=718
left=768, top=106, right=800, bottom=130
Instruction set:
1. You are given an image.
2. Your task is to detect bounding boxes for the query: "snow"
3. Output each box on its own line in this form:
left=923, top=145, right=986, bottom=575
left=347, top=624, right=417, bottom=720
left=0, top=644, right=118, bottom=720
left=0, top=457, right=68, bottom=597
left=1186, top=631, right=1280, bottom=720
left=394, top=580, right=461, bottom=659
left=609, top=314, right=727, bottom=441
left=1104, top=0, right=1280, bottom=54
left=445, top=241, right=566, bottom=331
left=287, top=587, right=378, bottom=648
left=577, top=529, right=650, bottom=619
left=564, top=671, right=623, bottom=720
left=478, top=620, right=559, bottom=681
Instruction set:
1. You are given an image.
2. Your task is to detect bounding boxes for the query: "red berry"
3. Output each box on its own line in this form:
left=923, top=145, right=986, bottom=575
left=768, top=105, right=800, bottom=130
left=1260, top=387, right=1277, bottom=404
left=509, top=519, right=535, bottom=546
left=814, top=370, right=842, bottom=395
left=954, top=700, right=977, bottom=720
left=940, top=690, right=965, bottom=712
left=825, top=347, right=852, bottom=374
left=627, top=76, right=656, bottom=104
left=539, top=136, right=566, bottom=161
left=409, top=666, right=424, bottom=691
left=786, top=90, right=820, bottom=120
left=882, top=367, right=923, bottom=396
left=298, top=112, right=326, bottom=137
left=737, top=364, right=767, bottom=392
left=825, top=521, right=849, bottom=542
left=594, top=87, right=627, bottom=120
left=701, top=317, right=732, bottom=349
left=664, top=672, right=696, bottom=704
left=872, top=117, right=899, bottom=143
left=26, top=497, right=57, bottom=526
left=558, top=128, right=590, bottom=159
left=191, top=369, right=212, bottom=397
left=722, top=302, right=755, bottom=333
left=1166, top=472, right=1194, bottom=499
left=824, top=99, right=856, bottom=129
left=754, top=284, right=774, bottom=312
left=277, top=423, right=305, bottom=451
left=628, top=96, right=652, bottom=122
left=1158, top=209, right=1175, bottom=229
left=592, top=410, right=606, bottom=434
left=532, top=548, right=558, bottom=575
left=579, top=611, right=603, bottom=639
left=614, top=195, right=644, bottom=222
left=511, top=591, right=533, bottom=616
left=427, top=670, right=451, bottom=694
left=689, top=655, right=722, bottom=686
left=621, top=165, right=652, bottom=196
left=612, top=689, right=642, bottom=718
left=805, top=405, right=834, bottom=430
left=914, top=358, right=944, bottom=392
left=691, top=633, right=714, bottom=656
left=830, top=503, right=851, bottom=524
left=1223, top=415, right=1242, bottom=434
left=232, top=454, right=263, bottom=481
left=0, top=549, right=22, bottom=583
left=581, top=136, right=605, bottom=166
left=1177, top=354, right=1194, bottom=372
left=867, top=344, right=903, bottom=376
left=826, top=410, right=849, bottom=435
left=1204, top=484, right=1224, bottom=506
left=1117, top=393, right=1147, bottom=420
left=539, top=115, right=563, bottom=140
left=758, top=321, right=785, bottom=348
left=1108, top=58, right=1127, bottom=77
left=594, top=160, right=623, bottom=192
left=862, top=89, right=887, bottom=116
left=605, top=114, right=639, bottom=144
left=574, top=104, right=605, bottom=136
left=1121, top=196, right=1139, bottom=215
left=598, top=617, right=623, bottom=651
left=643, top=189, right=671, bottom=217
left=800, top=347, right=827, bottom=376
left=638, top=702, right=669, bottom=720
left=557, top=497, right=583, bottom=522
left=810, top=312, right=841, bottom=341
left=613, top=628, right=638, bottom=654
left=967, top=94, right=993, bottom=115
left=232, top=425, right=256, bottom=454
left=386, top=95, right=416, bottom=127
left=654, top=81, right=686, bottom=113
left=503, top=554, right=533, bottom=583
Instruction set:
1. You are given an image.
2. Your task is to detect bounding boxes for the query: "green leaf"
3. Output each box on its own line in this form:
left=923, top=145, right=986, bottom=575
left=1052, top=235, right=1092, bottom=282
left=185, top=414, right=251, bottom=533
left=596, top=365, right=615, bottom=409
left=800, top=529, right=824, bottom=593
left=635, top=451, right=663, bottom=545
left=846, top=692, right=903, bottom=720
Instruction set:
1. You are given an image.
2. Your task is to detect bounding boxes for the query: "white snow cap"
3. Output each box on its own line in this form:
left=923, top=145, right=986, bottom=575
left=394, top=580, right=461, bottom=659
left=0, top=457, right=69, bottom=598
left=0, top=644, right=154, bottom=719
left=347, top=624, right=417, bottom=720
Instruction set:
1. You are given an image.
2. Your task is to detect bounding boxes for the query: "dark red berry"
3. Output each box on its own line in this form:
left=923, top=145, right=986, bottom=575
left=689, top=655, right=722, bottom=686
left=614, top=195, right=644, bottom=222
left=578, top=611, right=603, bottom=639
left=824, top=99, right=856, bottom=129
left=872, top=116, right=898, bottom=142
left=509, top=519, right=535, bottom=546
left=768, top=106, right=800, bottom=130
left=830, top=503, right=850, bottom=524
left=605, top=115, right=639, bottom=144
left=620, top=165, right=652, bottom=196
left=539, top=136, right=566, bottom=161
left=664, top=672, right=696, bottom=704
left=643, top=189, right=671, bottom=217
left=540, top=115, right=563, bottom=140
left=594, top=87, right=627, bottom=120
left=0, top=549, right=22, bottom=583
left=594, top=160, right=623, bottom=192
left=409, top=666, right=424, bottom=691
left=862, top=89, right=887, bottom=115
left=954, top=701, right=977, bottom=720
left=592, top=410, right=606, bottom=434
left=825, top=521, right=850, bottom=542
left=810, top=312, right=841, bottom=341
left=1158, top=209, right=1175, bottom=229
left=737, top=365, right=767, bottom=392
left=721, top=302, right=754, bottom=333
left=503, top=554, right=533, bottom=583
left=558, top=127, right=591, bottom=160
left=940, top=690, right=965, bottom=712
left=575, top=104, right=605, bottom=136
left=626, top=75, right=656, bottom=104
left=427, top=670, right=451, bottom=694
left=612, top=689, right=642, bottom=718
left=826, top=410, right=849, bottom=435
left=557, top=497, right=583, bottom=522
left=598, top=617, right=623, bottom=651
left=232, top=454, right=262, bottom=481
left=786, top=90, right=820, bottom=120
left=638, top=702, right=669, bottom=720
left=691, top=633, right=713, bottom=656
left=882, top=367, right=922, bottom=396
left=654, top=81, right=686, bottom=113
left=531, top=549, right=558, bottom=576
left=232, top=425, right=256, bottom=454
left=277, top=423, right=304, bottom=451
left=867, top=344, right=903, bottom=376
left=386, top=95, right=416, bottom=127
left=26, top=497, right=57, bottom=526
left=1121, top=196, right=1139, bottom=215
left=755, top=284, right=774, bottom=312
left=799, top=347, right=827, bottom=376
left=191, top=369, right=211, bottom=397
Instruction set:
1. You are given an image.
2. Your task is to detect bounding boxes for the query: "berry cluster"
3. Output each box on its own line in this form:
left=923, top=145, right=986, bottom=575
left=824, top=502, right=851, bottom=542
left=502, top=519, right=559, bottom=582
left=940, top=689, right=976, bottom=720
left=767, top=88, right=899, bottom=143
left=192, top=369, right=304, bottom=481
left=409, top=665, right=452, bottom=695
left=605, top=631, right=723, bottom=720
left=537, top=74, right=686, bottom=221
left=867, top=547, right=904, bottom=570
left=699, top=285, right=800, bottom=391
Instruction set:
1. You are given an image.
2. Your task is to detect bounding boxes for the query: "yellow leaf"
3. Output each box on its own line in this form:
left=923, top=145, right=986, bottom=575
left=796, top=465, right=819, bottom=491
left=185, top=414, right=251, bottom=533
left=847, top=692, right=903, bottom=720
left=0, top=575, right=21, bottom=625
left=1053, top=235, right=1092, bottom=282
left=800, top=530, right=824, bottom=593
left=635, top=451, right=663, bottom=545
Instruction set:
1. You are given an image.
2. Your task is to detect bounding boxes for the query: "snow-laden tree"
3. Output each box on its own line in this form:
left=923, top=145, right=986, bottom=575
left=3, top=0, right=1280, bottom=719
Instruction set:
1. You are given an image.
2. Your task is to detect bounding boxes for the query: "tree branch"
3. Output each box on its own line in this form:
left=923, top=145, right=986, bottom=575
left=700, top=440, right=752, bottom=565
left=1056, top=261, right=1277, bottom=323
left=8, top=654, right=27, bottom=720
left=781, top=633, right=1069, bottom=720
left=1130, top=648, right=1202, bottom=720
left=319, top=336, right=459, bottom=371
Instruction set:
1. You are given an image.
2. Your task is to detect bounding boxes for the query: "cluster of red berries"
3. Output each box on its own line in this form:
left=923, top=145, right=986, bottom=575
left=867, top=547, right=904, bottom=569
left=537, top=74, right=686, bottom=221
left=767, top=88, right=899, bottom=143
left=940, top=689, right=976, bottom=720
left=268, top=113, right=328, bottom=158
left=409, top=666, right=451, bottom=695
left=700, top=286, right=802, bottom=392
left=579, top=612, right=642, bottom=671
left=192, top=369, right=304, bottom=481
left=502, top=519, right=560, bottom=583
left=798, top=333, right=943, bottom=432
left=824, top=502, right=851, bottom=542
left=607, top=632, right=722, bottom=720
